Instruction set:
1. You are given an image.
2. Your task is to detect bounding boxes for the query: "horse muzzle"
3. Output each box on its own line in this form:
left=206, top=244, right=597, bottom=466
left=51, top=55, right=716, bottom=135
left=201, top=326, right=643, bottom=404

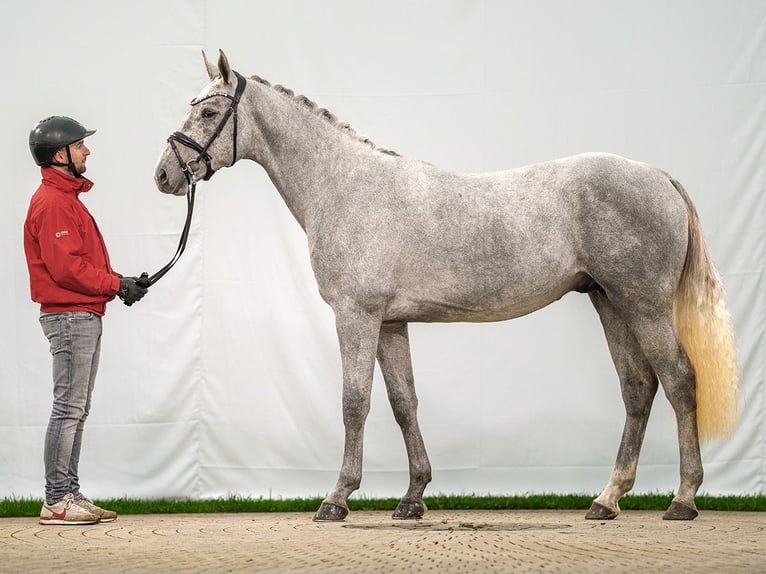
left=154, top=160, right=188, bottom=196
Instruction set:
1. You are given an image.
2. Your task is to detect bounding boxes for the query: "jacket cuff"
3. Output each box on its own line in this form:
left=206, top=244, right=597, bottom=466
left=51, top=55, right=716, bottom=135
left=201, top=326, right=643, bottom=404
left=110, top=274, right=122, bottom=295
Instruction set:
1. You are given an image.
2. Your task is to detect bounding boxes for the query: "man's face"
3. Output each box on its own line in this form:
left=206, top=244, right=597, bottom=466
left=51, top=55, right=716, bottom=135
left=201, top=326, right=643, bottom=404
left=53, top=139, right=90, bottom=174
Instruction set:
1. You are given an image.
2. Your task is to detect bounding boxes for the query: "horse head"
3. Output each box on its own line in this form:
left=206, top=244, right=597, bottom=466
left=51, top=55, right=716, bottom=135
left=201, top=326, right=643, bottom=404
left=154, top=50, right=246, bottom=195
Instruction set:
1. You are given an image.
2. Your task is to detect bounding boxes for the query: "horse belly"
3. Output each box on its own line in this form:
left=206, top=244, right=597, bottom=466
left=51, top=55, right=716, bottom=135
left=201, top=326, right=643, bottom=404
left=385, top=268, right=581, bottom=323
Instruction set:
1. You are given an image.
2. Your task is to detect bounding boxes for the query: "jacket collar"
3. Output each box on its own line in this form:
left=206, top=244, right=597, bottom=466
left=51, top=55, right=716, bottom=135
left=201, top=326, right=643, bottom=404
left=41, top=166, right=94, bottom=195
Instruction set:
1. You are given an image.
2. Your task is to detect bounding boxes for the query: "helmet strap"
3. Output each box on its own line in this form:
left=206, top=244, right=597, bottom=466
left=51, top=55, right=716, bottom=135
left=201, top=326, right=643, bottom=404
left=64, top=145, right=81, bottom=178
left=50, top=145, right=81, bottom=178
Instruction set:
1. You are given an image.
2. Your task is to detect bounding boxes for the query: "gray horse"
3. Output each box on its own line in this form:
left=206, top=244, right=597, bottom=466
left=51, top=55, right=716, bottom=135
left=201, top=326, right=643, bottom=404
left=154, top=50, right=739, bottom=522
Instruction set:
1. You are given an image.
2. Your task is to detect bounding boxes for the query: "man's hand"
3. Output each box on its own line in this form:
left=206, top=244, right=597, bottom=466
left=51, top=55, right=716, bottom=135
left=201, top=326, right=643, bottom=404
left=117, top=276, right=149, bottom=306
left=136, top=272, right=151, bottom=289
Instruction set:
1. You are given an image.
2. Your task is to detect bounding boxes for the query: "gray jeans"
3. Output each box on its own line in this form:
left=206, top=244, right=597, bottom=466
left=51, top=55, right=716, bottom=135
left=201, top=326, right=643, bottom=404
left=39, top=311, right=102, bottom=505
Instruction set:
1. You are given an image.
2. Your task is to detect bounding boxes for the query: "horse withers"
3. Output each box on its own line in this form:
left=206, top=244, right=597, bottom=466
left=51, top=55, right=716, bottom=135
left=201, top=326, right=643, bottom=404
left=154, top=50, right=739, bottom=522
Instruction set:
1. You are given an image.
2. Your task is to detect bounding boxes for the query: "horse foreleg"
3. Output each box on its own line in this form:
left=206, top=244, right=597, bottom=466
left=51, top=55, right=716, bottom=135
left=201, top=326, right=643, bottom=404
left=377, top=321, right=432, bottom=519
left=313, top=308, right=381, bottom=522
left=587, top=292, right=659, bottom=520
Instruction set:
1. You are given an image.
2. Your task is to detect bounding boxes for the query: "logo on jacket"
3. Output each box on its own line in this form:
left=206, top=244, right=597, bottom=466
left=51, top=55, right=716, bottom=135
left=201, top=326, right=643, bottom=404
left=55, top=230, right=69, bottom=238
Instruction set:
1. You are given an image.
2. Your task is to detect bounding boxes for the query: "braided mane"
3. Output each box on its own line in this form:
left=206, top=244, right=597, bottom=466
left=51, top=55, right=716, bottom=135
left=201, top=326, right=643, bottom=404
left=249, top=75, right=399, bottom=157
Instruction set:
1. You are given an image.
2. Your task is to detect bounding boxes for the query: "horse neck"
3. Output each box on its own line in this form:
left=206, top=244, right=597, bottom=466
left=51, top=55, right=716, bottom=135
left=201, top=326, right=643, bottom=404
left=240, top=82, right=379, bottom=230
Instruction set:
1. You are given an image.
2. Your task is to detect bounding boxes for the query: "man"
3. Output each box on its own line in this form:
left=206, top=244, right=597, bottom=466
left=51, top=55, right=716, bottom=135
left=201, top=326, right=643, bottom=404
left=24, top=116, right=148, bottom=525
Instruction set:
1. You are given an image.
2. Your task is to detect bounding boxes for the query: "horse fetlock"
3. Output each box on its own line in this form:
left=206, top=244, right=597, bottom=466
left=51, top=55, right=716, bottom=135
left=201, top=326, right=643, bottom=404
left=336, top=472, right=362, bottom=493
left=410, top=468, right=432, bottom=487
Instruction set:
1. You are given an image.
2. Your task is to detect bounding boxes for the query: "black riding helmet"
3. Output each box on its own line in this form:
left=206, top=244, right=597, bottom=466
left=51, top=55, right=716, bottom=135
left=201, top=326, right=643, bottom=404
left=29, top=116, right=96, bottom=177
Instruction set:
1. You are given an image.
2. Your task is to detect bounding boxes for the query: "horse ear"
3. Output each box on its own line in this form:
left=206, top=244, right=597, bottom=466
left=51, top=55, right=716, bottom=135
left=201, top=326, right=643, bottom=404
left=202, top=50, right=218, bottom=81
left=217, top=50, right=233, bottom=85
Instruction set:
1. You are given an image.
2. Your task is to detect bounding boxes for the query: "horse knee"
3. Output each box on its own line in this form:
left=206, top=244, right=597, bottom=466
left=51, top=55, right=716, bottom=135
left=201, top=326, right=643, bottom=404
left=342, top=386, right=372, bottom=426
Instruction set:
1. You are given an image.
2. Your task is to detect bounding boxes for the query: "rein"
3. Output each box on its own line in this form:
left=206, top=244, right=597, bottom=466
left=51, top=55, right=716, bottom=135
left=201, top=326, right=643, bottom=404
left=143, top=181, right=197, bottom=286
left=143, top=72, right=247, bottom=287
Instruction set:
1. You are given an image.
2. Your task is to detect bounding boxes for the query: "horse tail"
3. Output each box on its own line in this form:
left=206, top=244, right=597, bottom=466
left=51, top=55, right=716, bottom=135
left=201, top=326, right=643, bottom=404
left=669, top=175, right=739, bottom=441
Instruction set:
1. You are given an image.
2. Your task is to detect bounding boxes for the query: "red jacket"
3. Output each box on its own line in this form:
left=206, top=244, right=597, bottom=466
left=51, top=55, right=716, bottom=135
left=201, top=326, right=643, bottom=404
left=24, top=167, right=121, bottom=315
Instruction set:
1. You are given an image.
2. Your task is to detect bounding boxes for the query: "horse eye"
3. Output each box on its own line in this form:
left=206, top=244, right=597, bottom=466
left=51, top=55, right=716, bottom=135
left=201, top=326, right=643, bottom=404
left=201, top=108, right=217, bottom=119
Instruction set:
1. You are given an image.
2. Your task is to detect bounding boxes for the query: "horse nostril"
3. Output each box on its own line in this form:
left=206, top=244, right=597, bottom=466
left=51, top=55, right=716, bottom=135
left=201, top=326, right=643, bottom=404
left=157, top=169, right=168, bottom=184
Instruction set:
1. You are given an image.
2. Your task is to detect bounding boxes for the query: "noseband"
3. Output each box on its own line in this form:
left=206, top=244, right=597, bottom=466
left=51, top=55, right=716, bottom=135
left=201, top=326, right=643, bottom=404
left=145, top=71, right=247, bottom=288
left=167, top=71, right=247, bottom=184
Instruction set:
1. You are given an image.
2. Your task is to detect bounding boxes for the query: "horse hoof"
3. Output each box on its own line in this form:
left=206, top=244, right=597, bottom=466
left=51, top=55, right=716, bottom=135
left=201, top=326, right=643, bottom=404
left=313, top=502, right=349, bottom=522
left=392, top=499, right=426, bottom=520
left=585, top=502, right=619, bottom=520
left=662, top=501, right=698, bottom=520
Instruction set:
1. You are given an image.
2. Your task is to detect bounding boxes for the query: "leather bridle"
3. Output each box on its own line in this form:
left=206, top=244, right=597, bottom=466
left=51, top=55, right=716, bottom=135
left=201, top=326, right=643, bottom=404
left=144, top=71, right=247, bottom=287
left=167, top=71, right=247, bottom=185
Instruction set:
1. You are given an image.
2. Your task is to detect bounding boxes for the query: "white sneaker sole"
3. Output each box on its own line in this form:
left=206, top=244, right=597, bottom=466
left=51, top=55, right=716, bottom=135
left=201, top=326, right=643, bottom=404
left=39, top=517, right=101, bottom=525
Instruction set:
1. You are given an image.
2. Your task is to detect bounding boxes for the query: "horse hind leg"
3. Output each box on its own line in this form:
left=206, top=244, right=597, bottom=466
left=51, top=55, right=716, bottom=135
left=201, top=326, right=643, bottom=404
left=605, top=293, right=703, bottom=520
left=630, top=312, right=702, bottom=520
left=377, top=321, right=432, bottom=519
left=586, top=291, right=659, bottom=520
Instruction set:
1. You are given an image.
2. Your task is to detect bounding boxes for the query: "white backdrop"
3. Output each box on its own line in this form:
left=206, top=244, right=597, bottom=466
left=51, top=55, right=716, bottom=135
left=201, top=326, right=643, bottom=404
left=1, top=0, right=764, bottom=501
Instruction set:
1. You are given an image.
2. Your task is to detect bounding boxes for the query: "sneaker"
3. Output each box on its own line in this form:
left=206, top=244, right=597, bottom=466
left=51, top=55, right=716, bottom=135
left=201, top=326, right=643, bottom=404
left=39, top=493, right=100, bottom=525
left=75, top=496, right=118, bottom=523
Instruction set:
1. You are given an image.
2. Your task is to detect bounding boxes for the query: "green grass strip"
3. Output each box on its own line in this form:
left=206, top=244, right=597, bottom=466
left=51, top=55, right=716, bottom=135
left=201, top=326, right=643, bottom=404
left=2, top=494, right=764, bottom=518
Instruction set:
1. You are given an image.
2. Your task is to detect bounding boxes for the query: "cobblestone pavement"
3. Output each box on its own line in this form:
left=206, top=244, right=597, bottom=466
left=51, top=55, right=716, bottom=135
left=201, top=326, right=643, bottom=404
left=1, top=509, right=765, bottom=573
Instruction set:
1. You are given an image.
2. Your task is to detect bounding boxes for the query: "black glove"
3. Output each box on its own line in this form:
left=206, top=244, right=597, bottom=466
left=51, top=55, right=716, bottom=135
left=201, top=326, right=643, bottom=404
left=136, top=272, right=151, bottom=289
left=117, top=276, right=149, bottom=306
